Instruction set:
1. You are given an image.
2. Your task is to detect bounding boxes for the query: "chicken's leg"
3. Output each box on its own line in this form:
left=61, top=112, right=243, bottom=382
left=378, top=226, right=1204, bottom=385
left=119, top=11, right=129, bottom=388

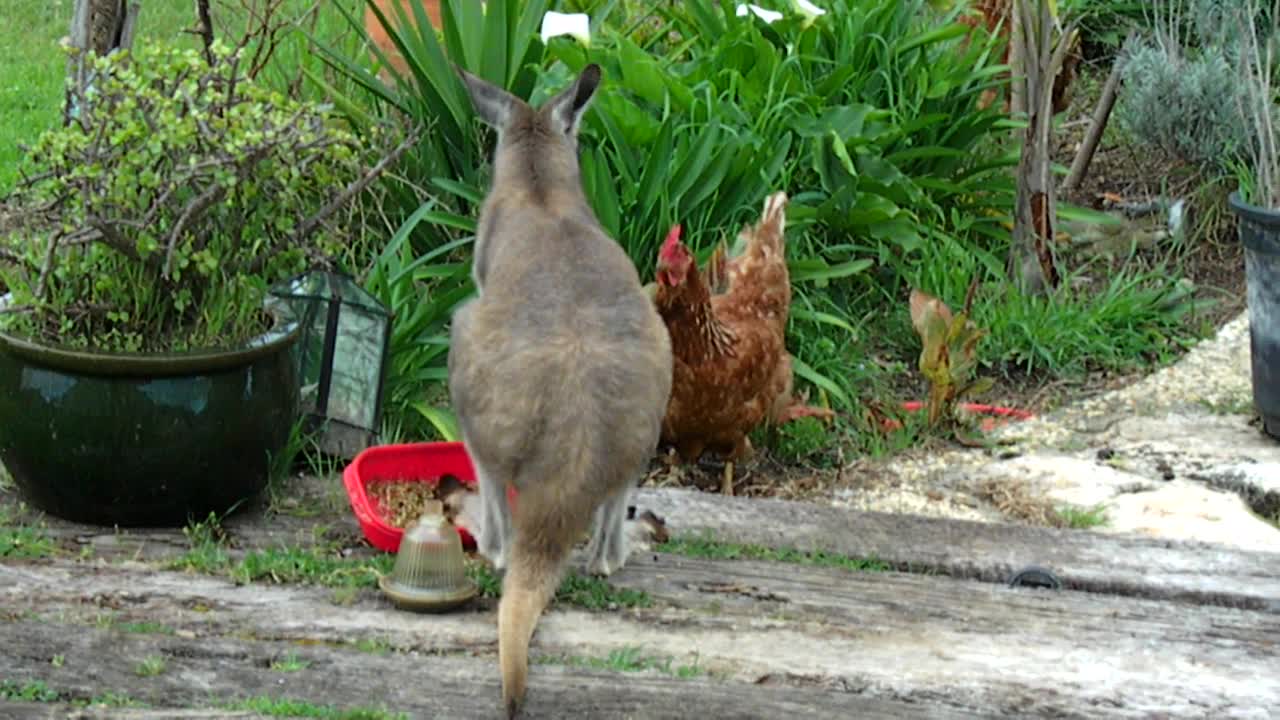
left=721, top=436, right=754, bottom=496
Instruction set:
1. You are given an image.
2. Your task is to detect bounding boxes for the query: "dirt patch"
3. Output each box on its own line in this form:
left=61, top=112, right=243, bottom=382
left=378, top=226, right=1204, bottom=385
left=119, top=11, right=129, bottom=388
left=972, top=476, right=1063, bottom=528
left=1053, top=58, right=1246, bottom=329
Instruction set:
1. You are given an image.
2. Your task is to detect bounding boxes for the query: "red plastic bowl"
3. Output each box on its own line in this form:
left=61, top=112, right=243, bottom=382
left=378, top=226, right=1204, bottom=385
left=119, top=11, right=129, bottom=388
left=343, top=441, right=480, bottom=553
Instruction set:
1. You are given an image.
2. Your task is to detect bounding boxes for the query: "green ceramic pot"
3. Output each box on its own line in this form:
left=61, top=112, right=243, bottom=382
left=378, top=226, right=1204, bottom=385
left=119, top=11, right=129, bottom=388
left=0, top=302, right=302, bottom=527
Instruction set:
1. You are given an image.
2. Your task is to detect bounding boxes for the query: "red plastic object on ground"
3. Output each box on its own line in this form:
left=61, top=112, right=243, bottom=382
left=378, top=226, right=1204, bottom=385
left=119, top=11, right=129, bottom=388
left=343, top=441, right=481, bottom=554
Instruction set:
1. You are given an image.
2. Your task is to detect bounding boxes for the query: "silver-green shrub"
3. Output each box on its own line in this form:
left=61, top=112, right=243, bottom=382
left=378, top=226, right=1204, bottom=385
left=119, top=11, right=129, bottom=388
left=1117, top=33, right=1244, bottom=170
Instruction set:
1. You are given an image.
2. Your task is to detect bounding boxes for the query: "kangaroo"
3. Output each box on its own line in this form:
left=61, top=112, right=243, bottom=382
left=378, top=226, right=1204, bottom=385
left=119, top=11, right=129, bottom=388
left=447, top=64, right=673, bottom=718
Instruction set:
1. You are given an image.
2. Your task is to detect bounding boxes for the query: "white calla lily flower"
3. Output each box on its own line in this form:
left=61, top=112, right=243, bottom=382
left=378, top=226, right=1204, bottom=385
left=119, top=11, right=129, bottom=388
left=793, top=0, right=827, bottom=19
left=735, top=4, right=784, bottom=24
left=540, top=11, right=591, bottom=46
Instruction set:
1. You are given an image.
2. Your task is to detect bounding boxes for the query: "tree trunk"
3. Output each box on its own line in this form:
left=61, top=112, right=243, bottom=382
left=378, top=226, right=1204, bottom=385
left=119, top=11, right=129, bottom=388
left=64, top=0, right=139, bottom=125
left=1008, top=0, right=1025, bottom=118
left=1007, top=0, right=1077, bottom=295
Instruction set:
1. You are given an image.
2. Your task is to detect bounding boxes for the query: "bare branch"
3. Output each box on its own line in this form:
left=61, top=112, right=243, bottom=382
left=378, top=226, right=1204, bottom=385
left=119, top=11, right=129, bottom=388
left=162, top=184, right=227, bottom=277
left=289, top=128, right=419, bottom=245
left=89, top=218, right=143, bottom=261
left=34, top=230, right=63, bottom=302
left=196, top=0, right=217, bottom=65
left=0, top=247, right=38, bottom=273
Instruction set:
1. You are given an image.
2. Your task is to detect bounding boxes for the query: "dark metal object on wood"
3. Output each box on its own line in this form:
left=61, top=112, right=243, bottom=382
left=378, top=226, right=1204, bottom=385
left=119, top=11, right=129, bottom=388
left=1008, top=564, right=1062, bottom=589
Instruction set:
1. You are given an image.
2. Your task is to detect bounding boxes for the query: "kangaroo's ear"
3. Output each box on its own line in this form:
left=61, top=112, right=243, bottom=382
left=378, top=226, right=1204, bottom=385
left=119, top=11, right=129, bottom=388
left=457, top=65, right=519, bottom=129
left=544, top=63, right=601, bottom=137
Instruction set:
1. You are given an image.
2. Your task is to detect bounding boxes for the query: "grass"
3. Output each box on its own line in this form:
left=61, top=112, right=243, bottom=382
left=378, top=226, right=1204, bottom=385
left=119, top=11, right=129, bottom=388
left=0, top=0, right=363, bottom=195
left=115, top=620, right=176, bottom=636
left=168, top=539, right=396, bottom=589
left=463, top=559, right=653, bottom=610
left=0, top=682, right=400, bottom=719
left=0, top=679, right=59, bottom=702
left=1055, top=504, right=1109, bottom=530
left=0, top=502, right=55, bottom=559
left=134, top=656, right=167, bottom=677
left=0, top=679, right=140, bottom=708
left=169, top=513, right=652, bottom=610
left=352, top=637, right=393, bottom=655
left=270, top=652, right=312, bottom=673
left=537, top=646, right=708, bottom=680
left=0, top=0, right=193, bottom=194
left=226, top=696, right=407, bottom=720
left=657, top=534, right=891, bottom=573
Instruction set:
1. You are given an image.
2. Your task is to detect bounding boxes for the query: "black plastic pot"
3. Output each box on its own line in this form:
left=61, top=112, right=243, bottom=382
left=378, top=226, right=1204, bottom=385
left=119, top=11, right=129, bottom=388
left=1229, top=191, right=1280, bottom=440
left=0, top=304, right=302, bottom=526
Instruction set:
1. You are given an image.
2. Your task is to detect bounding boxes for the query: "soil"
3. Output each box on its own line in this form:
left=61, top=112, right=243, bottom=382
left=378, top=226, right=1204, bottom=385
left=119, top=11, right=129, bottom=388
left=1052, top=56, right=1246, bottom=328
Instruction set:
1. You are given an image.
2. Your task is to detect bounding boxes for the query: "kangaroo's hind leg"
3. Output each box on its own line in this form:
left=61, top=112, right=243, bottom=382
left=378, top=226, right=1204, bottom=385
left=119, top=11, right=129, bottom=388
left=585, top=484, right=633, bottom=577
left=471, top=453, right=513, bottom=571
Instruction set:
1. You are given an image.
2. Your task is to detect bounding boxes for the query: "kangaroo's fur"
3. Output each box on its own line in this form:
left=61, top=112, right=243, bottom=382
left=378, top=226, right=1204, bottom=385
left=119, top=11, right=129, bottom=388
left=448, top=64, right=673, bottom=718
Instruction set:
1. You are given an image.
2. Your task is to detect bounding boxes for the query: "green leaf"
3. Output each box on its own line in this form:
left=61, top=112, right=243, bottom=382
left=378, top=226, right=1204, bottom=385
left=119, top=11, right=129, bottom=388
left=618, top=36, right=669, bottom=108
left=412, top=402, right=461, bottom=441
left=430, top=177, right=485, bottom=205
left=792, top=355, right=851, bottom=409
left=789, top=258, right=873, bottom=284
left=790, top=307, right=859, bottom=337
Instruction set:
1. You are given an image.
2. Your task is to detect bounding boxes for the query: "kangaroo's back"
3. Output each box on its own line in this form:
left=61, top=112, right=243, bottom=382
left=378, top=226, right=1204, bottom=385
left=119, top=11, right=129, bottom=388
left=445, top=64, right=672, bottom=718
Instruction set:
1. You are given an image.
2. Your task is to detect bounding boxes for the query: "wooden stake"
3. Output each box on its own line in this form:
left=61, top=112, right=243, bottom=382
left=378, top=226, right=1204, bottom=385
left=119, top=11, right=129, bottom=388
left=1062, top=31, right=1136, bottom=194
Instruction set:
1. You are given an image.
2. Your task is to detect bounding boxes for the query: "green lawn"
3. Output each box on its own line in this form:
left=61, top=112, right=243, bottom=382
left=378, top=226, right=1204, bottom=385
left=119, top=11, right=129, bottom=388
left=0, top=0, right=360, bottom=195
left=0, top=0, right=201, bottom=193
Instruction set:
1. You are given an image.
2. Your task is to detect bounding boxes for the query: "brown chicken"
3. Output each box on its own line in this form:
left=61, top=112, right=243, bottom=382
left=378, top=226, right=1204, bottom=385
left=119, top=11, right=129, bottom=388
left=653, top=192, right=833, bottom=495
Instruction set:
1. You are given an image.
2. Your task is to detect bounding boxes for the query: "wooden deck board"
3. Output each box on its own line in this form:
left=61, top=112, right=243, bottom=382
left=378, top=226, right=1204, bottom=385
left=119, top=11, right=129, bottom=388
left=0, top=619, right=982, bottom=720
left=634, top=487, right=1280, bottom=611
left=3, top=557, right=1276, bottom=718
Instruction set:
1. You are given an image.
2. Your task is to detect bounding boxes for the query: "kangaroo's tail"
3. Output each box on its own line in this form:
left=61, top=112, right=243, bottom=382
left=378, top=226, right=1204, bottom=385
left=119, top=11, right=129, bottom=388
left=499, top=451, right=597, bottom=718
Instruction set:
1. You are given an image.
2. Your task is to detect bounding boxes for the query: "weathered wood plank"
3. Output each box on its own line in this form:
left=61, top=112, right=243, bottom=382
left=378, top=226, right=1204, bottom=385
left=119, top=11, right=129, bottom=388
left=0, top=706, right=267, bottom=720
left=0, top=620, right=980, bottom=720
left=3, top=558, right=1276, bottom=718
left=14, top=480, right=1280, bottom=612
left=634, top=487, right=1280, bottom=611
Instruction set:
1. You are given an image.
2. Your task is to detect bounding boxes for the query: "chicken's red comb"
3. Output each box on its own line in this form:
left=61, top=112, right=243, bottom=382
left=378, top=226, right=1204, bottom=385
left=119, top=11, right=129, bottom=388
left=659, top=224, right=683, bottom=261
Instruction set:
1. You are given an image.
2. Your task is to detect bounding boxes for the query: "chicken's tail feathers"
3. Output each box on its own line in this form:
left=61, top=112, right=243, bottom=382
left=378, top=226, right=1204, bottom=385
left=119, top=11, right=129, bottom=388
left=737, top=191, right=789, bottom=262
left=758, top=191, right=788, bottom=255
left=704, top=238, right=732, bottom=295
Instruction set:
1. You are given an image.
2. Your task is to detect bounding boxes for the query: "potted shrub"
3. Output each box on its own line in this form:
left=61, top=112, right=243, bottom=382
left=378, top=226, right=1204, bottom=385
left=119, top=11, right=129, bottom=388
left=1227, top=0, right=1279, bottom=439
left=0, top=39, right=379, bottom=525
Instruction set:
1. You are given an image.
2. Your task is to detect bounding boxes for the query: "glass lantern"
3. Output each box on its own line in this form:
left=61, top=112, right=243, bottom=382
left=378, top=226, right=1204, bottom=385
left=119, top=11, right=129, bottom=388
left=269, top=270, right=392, bottom=459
